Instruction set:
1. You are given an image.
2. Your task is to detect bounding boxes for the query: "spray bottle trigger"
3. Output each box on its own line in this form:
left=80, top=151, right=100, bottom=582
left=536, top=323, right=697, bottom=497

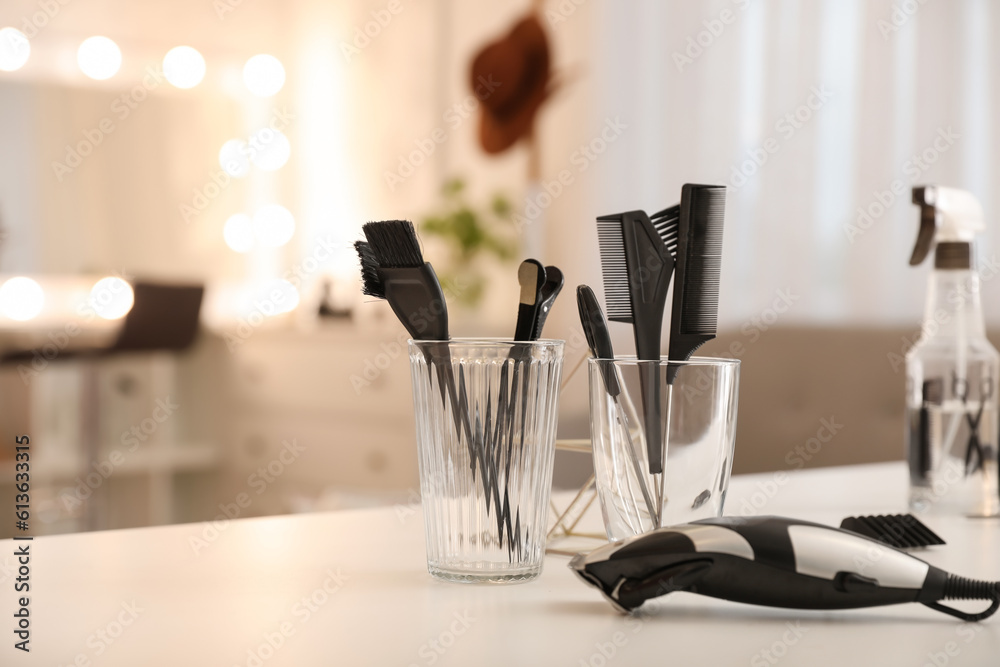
left=910, top=187, right=938, bottom=266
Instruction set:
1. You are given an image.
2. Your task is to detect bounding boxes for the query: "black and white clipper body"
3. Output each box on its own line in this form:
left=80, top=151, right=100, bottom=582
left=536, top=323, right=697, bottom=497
left=570, top=515, right=999, bottom=621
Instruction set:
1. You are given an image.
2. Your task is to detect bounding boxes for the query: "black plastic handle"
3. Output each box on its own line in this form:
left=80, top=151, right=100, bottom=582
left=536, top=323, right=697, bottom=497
left=577, top=285, right=619, bottom=397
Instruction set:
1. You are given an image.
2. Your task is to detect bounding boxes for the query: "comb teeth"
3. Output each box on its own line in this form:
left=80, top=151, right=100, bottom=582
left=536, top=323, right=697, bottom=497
left=596, top=214, right=633, bottom=323
left=677, top=187, right=725, bottom=336
left=651, top=204, right=680, bottom=257
left=354, top=240, right=385, bottom=299
left=362, top=220, right=425, bottom=268
left=840, top=514, right=946, bottom=549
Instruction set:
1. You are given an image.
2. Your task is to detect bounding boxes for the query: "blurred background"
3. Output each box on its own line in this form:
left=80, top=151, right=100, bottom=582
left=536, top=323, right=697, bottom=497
left=1, top=0, right=998, bottom=536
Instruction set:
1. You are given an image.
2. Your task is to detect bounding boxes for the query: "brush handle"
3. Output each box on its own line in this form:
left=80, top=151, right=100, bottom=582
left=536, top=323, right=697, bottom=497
left=577, top=285, right=619, bottom=397
left=637, top=362, right=663, bottom=475
left=380, top=264, right=449, bottom=341
left=621, top=212, right=673, bottom=476
left=634, top=306, right=665, bottom=475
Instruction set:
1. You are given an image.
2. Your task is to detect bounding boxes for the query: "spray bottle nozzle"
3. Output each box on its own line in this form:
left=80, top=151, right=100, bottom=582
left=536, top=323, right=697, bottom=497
left=910, top=186, right=984, bottom=267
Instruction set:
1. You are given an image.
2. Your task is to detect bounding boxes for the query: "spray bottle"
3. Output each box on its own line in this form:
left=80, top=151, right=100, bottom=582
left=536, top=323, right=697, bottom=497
left=906, top=186, right=999, bottom=516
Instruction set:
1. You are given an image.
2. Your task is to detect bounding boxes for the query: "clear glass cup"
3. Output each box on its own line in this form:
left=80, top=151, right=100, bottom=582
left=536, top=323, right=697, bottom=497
left=589, top=356, right=740, bottom=542
left=409, top=338, right=564, bottom=583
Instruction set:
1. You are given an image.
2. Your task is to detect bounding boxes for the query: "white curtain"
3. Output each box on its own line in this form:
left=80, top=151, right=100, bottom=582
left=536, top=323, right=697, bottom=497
left=588, top=0, right=998, bottom=329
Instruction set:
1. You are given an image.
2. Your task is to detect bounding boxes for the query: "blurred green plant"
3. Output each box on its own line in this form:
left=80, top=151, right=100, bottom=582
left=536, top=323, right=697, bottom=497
left=420, top=177, right=517, bottom=307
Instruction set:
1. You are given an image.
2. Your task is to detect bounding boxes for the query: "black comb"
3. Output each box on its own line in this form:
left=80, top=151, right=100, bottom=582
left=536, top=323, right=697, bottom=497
left=596, top=210, right=674, bottom=475
left=650, top=204, right=680, bottom=258
left=666, top=184, right=726, bottom=384
left=840, top=514, right=946, bottom=549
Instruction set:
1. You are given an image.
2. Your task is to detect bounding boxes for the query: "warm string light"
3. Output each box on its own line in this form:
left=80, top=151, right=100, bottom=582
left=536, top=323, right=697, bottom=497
left=26, top=36, right=297, bottom=307
left=224, top=207, right=296, bottom=252
left=0, top=277, right=45, bottom=321
left=0, top=27, right=30, bottom=72
left=77, top=36, right=121, bottom=80
left=89, top=277, right=134, bottom=320
left=162, top=46, right=206, bottom=89
left=243, top=54, right=285, bottom=97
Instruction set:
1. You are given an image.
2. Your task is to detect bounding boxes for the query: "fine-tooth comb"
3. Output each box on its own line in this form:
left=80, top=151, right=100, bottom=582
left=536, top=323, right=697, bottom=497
left=596, top=210, right=674, bottom=475
left=663, top=184, right=726, bottom=385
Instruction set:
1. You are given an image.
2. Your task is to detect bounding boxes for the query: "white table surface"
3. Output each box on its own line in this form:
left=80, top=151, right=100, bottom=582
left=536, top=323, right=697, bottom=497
left=4, top=462, right=1000, bottom=666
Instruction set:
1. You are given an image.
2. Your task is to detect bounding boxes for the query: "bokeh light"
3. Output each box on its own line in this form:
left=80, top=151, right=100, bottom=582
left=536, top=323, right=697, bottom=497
left=77, top=36, right=122, bottom=80
left=0, top=276, right=45, bottom=321
left=0, top=27, right=30, bottom=72
left=89, top=277, right=134, bottom=320
left=243, top=54, right=285, bottom=97
left=163, top=46, right=206, bottom=89
left=252, top=205, right=295, bottom=248
left=224, top=214, right=255, bottom=253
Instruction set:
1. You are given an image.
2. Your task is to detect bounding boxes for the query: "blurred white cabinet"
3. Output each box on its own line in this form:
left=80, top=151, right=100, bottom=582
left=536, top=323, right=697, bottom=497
left=224, top=323, right=419, bottom=509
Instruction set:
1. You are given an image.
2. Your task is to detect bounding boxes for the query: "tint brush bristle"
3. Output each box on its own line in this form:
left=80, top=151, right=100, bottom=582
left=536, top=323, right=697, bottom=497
left=362, top=219, right=425, bottom=268
left=354, top=240, right=384, bottom=299
left=596, top=214, right=633, bottom=323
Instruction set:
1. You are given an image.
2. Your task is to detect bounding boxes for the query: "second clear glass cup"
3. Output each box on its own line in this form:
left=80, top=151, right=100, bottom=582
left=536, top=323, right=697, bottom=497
left=589, top=356, right=740, bottom=542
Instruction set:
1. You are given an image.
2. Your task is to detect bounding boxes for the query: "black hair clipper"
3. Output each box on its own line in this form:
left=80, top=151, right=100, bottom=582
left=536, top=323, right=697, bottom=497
left=570, top=515, right=1000, bottom=621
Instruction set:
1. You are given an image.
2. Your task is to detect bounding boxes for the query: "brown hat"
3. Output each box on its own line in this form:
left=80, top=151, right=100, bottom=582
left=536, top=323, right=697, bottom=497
left=470, top=13, right=551, bottom=155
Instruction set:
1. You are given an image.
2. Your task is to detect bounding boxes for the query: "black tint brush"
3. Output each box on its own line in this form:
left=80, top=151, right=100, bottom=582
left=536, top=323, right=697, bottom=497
left=357, top=223, right=474, bottom=478
left=357, top=222, right=515, bottom=554
left=597, top=210, right=674, bottom=475
left=361, top=220, right=449, bottom=340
